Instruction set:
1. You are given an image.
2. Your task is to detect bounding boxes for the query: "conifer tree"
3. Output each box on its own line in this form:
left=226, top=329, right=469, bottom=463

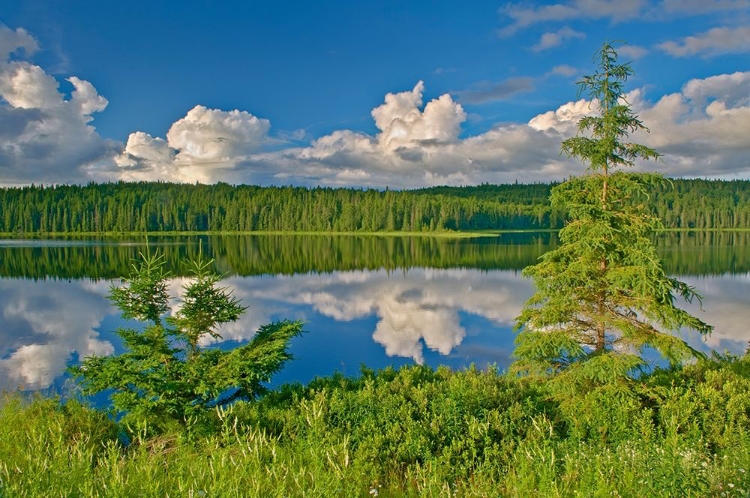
left=70, top=250, right=303, bottom=434
left=514, top=42, right=712, bottom=385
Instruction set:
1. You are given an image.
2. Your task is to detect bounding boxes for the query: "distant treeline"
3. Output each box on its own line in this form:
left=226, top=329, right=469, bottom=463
left=1, top=179, right=749, bottom=233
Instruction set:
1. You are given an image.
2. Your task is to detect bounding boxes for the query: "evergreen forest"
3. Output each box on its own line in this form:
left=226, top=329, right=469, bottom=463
left=1, top=178, right=749, bottom=234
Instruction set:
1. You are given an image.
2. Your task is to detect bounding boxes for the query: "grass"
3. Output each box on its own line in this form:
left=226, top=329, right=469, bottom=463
left=2, top=356, right=749, bottom=497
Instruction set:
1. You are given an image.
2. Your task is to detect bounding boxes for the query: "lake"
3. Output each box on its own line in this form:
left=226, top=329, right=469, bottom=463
left=1, top=231, right=748, bottom=392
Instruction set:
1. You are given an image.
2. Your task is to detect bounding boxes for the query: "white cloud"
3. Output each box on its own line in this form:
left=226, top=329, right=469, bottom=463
left=68, top=76, right=108, bottom=117
left=168, top=105, right=270, bottom=160
left=114, top=105, right=271, bottom=183
left=0, top=61, right=61, bottom=109
left=631, top=72, right=750, bottom=176
left=499, top=0, right=647, bottom=35
left=532, top=27, right=586, bottom=51
left=1, top=25, right=748, bottom=189
left=661, top=0, right=750, bottom=14
left=115, top=131, right=176, bottom=180
left=258, top=81, right=580, bottom=187
left=499, top=1, right=749, bottom=34
left=224, top=71, right=747, bottom=187
left=528, top=99, right=594, bottom=132
left=550, top=64, right=579, bottom=77
left=0, top=25, right=38, bottom=61
left=658, top=26, right=750, bottom=57
left=371, top=81, right=466, bottom=148
left=681, top=71, right=750, bottom=107
left=618, top=44, right=649, bottom=59
left=0, top=26, right=116, bottom=186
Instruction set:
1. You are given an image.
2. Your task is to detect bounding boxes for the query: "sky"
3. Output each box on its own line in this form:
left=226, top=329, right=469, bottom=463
left=1, top=0, right=749, bottom=188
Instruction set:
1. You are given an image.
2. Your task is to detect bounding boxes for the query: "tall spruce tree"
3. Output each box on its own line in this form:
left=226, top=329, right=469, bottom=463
left=514, top=42, right=712, bottom=385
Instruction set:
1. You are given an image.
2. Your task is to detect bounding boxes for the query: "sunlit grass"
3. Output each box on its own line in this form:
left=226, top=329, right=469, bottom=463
left=2, top=356, right=749, bottom=497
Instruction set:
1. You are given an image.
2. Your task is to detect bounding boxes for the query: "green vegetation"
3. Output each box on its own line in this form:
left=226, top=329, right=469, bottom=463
left=69, top=251, right=303, bottom=435
left=2, top=42, right=748, bottom=497
left=516, top=42, right=711, bottom=385
left=2, top=356, right=749, bottom=496
left=1, top=177, right=749, bottom=234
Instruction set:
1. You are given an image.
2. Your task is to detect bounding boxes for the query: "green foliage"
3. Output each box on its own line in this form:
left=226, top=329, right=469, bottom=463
left=3, top=356, right=750, bottom=496
left=69, top=250, right=303, bottom=433
left=516, top=42, right=712, bottom=383
left=2, top=178, right=750, bottom=236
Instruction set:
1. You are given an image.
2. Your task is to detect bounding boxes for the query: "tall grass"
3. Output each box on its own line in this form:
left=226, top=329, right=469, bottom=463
left=2, top=355, right=748, bottom=497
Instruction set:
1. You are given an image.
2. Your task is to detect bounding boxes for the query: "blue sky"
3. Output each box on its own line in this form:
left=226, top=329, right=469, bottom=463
left=1, top=0, right=749, bottom=187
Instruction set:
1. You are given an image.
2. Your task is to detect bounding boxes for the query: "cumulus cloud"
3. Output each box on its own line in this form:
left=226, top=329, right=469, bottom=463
left=0, top=25, right=38, bottom=61
left=230, top=70, right=747, bottom=187
left=115, top=105, right=271, bottom=183
left=658, top=26, right=750, bottom=57
left=532, top=27, right=586, bottom=51
left=253, top=81, right=483, bottom=187
left=528, top=98, right=594, bottom=132
left=257, top=81, right=580, bottom=187
left=1, top=24, right=748, bottom=189
left=0, top=26, right=116, bottom=185
left=0, top=62, right=60, bottom=109
left=372, top=81, right=466, bottom=147
left=90, top=25, right=750, bottom=189
left=168, top=106, right=270, bottom=159
left=630, top=71, right=750, bottom=176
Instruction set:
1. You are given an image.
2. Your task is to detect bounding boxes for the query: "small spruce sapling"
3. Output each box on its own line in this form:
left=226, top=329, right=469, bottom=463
left=69, top=250, right=303, bottom=434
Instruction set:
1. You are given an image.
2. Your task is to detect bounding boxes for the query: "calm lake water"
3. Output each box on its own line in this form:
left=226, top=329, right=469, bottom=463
left=1, top=232, right=748, bottom=392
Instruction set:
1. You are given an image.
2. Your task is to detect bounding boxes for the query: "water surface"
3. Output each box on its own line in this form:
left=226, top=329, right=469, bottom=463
left=1, top=232, right=748, bottom=392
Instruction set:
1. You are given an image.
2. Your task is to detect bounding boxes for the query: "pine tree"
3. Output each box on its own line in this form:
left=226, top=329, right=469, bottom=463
left=514, top=42, right=712, bottom=386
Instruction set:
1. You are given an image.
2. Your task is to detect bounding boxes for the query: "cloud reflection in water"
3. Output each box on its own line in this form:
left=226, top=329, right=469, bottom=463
left=1, top=269, right=747, bottom=390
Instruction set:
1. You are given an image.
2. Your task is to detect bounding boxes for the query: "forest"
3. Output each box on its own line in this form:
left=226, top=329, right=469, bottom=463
left=1, top=178, right=749, bottom=234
